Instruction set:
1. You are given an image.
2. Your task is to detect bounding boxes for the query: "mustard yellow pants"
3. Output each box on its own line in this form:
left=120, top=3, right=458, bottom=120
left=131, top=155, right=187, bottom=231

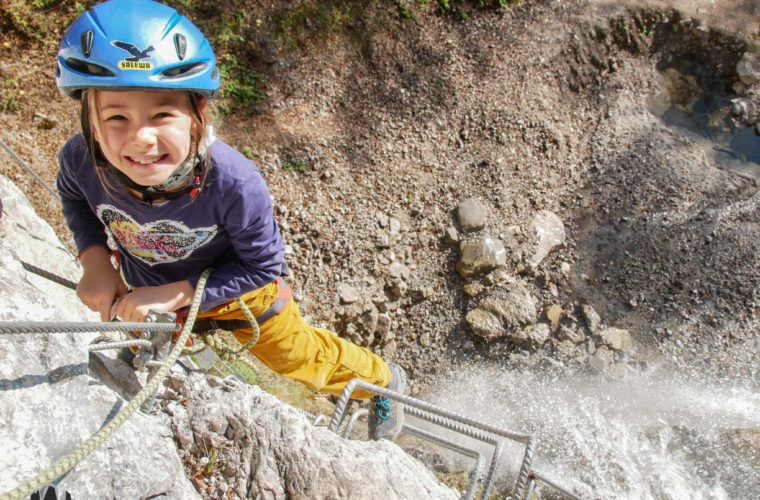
left=196, top=280, right=391, bottom=399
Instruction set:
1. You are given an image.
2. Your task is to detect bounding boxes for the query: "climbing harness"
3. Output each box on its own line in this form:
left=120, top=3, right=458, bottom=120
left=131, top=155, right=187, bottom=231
left=190, top=276, right=292, bottom=331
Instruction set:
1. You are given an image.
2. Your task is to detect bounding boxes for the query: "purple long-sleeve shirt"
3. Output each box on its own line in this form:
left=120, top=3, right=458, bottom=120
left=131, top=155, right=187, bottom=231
left=57, top=134, right=284, bottom=311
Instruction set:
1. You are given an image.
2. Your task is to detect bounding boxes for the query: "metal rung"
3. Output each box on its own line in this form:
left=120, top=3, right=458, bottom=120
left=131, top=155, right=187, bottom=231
left=403, top=424, right=484, bottom=500
left=328, top=378, right=586, bottom=500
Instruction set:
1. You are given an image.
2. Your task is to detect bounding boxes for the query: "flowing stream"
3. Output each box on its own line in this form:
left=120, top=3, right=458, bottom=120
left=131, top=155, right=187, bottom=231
left=420, top=363, right=760, bottom=499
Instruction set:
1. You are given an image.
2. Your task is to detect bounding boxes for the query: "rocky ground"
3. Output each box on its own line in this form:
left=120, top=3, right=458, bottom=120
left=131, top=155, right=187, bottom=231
left=1, top=0, right=759, bottom=398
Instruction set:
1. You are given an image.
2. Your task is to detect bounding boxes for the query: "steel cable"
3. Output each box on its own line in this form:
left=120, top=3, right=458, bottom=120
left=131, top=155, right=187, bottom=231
left=21, top=261, right=77, bottom=290
left=0, top=321, right=179, bottom=335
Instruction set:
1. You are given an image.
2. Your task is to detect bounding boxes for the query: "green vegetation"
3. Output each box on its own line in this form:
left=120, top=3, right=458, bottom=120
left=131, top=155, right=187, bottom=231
left=240, top=145, right=255, bottom=160
left=282, top=159, right=309, bottom=172
left=229, top=358, right=260, bottom=385
left=2, top=0, right=86, bottom=44
left=206, top=8, right=266, bottom=115
left=0, top=0, right=523, bottom=115
left=397, top=1, right=412, bottom=19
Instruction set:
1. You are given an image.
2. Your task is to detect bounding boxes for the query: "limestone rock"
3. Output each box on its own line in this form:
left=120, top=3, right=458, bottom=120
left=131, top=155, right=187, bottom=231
left=165, top=373, right=459, bottom=499
left=737, top=51, right=760, bottom=86
left=465, top=282, right=537, bottom=342
left=444, top=225, right=459, bottom=244
left=338, top=283, right=360, bottom=304
left=543, top=303, right=564, bottom=327
left=511, top=323, right=551, bottom=350
left=0, top=175, right=197, bottom=499
left=456, top=236, right=507, bottom=277
left=463, top=282, right=485, bottom=297
left=389, top=259, right=411, bottom=280
left=524, top=210, right=566, bottom=271
left=558, top=324, right=586, bottom=344
left=581, top=304, right=602, bottom=334
left=599, top=327, right=633, bottom=352
left=456, top=197, right=486, bottom=233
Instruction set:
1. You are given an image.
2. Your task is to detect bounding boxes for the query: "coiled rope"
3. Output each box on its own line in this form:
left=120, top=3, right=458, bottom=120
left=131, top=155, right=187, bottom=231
left=183, top=295, right=261, bottom=374
left=0, top=268, right=212, bottom=500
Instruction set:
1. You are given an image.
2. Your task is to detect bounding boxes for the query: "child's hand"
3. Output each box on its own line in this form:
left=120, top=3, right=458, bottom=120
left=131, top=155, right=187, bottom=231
left=77, top=246, right=128, bottom=321
left=109, top=281, right=195, bottom=323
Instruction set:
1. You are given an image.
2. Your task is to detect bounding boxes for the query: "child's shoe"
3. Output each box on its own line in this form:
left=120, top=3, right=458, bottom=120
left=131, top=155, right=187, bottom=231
left=368, top=363, right=407, bottom=440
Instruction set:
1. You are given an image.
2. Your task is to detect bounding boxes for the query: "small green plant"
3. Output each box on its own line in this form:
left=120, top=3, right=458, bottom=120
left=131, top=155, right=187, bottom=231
left=230, top=359, right=260, bottom=385
left=217, top=53, right=266, bottom=114
left=417, top=0, right=430, bottom=9
left=240, top=145, right=255, bottom=160
left=437, top=0, right=450, bottom=13
left=397, top=1, right=412, bottom=19
left=210, top=8, right=267, bottom=114
left=1, top=89, right=21, bottom=113
left=205, top=447, right=219, bottom=474
left=282, top=159, right=309, bottom=172
left=216, top=8, right=246, bottom=44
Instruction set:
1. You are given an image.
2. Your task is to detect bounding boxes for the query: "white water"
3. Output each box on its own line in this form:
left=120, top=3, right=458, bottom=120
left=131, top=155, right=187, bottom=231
left=420, top=363, right=760, bottom=499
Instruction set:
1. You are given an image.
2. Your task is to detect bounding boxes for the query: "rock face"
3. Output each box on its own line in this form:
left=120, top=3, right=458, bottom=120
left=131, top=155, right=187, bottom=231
left=0, top=175, right=198, bottom=499
left=164, top=373, right=459, bottom=500
left=0, top=174, right=458, bottom=499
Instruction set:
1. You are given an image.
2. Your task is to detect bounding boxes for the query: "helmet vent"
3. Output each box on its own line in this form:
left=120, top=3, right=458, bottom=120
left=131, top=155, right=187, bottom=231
left=161, top=62, right=207, bottom=79
left=65, top=58, right=115, bottom=77
left=174, top=33, right=187, bottom=61
left=80, top=30, right=94, bottom=58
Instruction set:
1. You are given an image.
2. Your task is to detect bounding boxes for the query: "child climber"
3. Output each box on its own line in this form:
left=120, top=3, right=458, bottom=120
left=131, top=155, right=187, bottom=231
left=55, top=0, right=405, bottom=440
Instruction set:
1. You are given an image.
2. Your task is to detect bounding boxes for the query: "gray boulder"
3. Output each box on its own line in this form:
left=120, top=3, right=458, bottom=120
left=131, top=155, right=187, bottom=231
left=457, top=236, right=507, bottom=277
left=456, top=197, right=487, bottom=233
left=465, top=279, right=537, bottom=342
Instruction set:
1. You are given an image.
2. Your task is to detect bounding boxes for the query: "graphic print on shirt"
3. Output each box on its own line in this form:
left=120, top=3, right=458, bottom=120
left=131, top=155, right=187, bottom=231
left=97, top=205, right=217, bottom=265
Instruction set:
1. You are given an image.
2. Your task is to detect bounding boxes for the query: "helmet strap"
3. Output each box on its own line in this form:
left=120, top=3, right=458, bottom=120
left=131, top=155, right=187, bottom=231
left=113, top=157, right=204, bottom=206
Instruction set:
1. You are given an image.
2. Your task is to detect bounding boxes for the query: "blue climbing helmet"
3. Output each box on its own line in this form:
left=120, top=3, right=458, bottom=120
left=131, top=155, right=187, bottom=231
left=56, top=0, right=219, bottom=99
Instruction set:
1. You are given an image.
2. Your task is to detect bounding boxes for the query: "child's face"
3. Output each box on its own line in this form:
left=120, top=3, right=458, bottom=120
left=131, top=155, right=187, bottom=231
left=93, top=90, right=197, bottom=187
